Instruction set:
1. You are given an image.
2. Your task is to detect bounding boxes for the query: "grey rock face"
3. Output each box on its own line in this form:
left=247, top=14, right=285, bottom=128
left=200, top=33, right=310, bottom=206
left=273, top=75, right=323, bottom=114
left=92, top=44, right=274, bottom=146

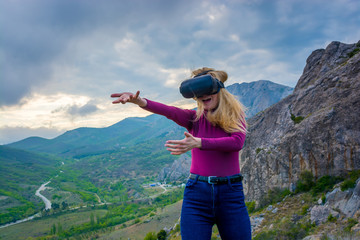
left=240, top=41, right=360, bottom=203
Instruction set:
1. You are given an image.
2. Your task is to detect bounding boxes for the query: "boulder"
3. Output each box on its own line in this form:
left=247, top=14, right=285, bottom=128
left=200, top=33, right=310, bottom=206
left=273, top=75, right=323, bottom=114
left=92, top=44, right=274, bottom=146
left=325, top=178, right=360, bottom=218
left=310, top=205, right=339, bottom=225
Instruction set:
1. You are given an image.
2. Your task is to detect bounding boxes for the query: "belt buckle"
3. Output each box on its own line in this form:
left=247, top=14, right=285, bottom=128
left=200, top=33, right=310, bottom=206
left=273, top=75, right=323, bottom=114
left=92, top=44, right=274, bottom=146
left=208, top=176, right=217, bottom=184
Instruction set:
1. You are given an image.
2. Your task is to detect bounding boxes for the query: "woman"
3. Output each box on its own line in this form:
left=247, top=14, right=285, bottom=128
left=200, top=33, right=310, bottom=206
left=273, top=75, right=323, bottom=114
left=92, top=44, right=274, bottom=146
left=111, top=67, right=251, bottom=240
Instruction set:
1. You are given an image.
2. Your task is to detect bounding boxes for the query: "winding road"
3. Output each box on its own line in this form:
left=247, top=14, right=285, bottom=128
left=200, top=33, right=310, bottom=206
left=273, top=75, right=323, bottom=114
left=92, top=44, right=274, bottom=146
left=0, top=181, right=52, bottom=229
left=35, top=181, right=52, bottom=210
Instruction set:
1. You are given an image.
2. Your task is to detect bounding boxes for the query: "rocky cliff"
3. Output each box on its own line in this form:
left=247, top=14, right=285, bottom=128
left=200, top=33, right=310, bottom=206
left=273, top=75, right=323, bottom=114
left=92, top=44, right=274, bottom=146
left=240, top=40, right=360, bottom=203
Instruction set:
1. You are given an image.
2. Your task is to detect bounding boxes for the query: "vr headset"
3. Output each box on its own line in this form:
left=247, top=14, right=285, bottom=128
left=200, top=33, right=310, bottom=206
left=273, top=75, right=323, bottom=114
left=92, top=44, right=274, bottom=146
left=179, top=73, right=224, bottom=98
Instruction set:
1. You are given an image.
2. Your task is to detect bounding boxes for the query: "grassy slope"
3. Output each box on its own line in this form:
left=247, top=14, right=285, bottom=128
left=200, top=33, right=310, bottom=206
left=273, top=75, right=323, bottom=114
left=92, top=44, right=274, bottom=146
left=0, top=209, right=108, bottom=240
left=0, top=201, right=182, bottom=240
left=98, top=200, right=182, bottom=240
left=0, top=146, right=61, bottom=188
left=0, top=146, right=64, bottom=224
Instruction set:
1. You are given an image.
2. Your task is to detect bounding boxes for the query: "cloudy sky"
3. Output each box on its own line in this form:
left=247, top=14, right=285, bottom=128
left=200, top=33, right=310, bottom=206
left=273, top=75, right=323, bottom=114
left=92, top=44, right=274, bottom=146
left=1, top=0, right=359, bottom=144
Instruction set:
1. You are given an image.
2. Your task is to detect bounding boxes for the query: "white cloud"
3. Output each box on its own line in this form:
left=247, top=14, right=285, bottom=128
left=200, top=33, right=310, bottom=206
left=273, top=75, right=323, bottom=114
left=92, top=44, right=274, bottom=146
left=199, top=2, right=227, bottom=24
left=1, top=93, right=95, bottom=129
left=1, top=0, right=359, bottom=143
left=161, top=68, right=190, bottom=88
left=113, top=34, right=191, bottom=91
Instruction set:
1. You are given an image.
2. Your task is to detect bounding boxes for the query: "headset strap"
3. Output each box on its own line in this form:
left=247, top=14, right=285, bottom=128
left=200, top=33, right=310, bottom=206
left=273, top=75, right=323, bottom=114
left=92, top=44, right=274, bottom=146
left=194, top=70, right=213, bottom=78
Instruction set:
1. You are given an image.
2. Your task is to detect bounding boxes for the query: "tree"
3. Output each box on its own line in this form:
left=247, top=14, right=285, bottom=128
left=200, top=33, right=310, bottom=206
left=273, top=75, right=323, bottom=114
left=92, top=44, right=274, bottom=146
left=52, top=203, right=60, bottom=210
left=90, top=212, right=95, bottom=226
left=61, top=201, right=68, bottom=210
left=50, top=223, right=56, bottom=235
left=57, top=222, right=63, bottom=234
left=144, top=231, right=157, bottom=240
left=157, top=229, right=167, bottom=240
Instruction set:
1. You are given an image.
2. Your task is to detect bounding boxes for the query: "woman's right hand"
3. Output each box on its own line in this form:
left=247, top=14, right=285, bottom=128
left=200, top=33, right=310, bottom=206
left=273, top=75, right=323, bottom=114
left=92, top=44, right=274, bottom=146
left=111, top=91, right=147, bottom=107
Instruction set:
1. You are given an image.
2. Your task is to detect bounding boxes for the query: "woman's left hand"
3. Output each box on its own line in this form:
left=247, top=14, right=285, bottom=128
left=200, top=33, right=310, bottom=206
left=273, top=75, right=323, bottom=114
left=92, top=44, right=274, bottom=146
left=165, top=132, right=202, bottom=155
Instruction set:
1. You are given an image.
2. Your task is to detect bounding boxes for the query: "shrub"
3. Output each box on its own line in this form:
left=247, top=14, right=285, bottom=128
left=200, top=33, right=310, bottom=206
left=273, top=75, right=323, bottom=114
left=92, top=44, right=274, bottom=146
left=259, top=187, right=291, bottom=208
left=173, top=223, right=180, bottom=233
left=144, top=232, right=157, bottom=240
left=340, top=170, right=360, bottom=191
left=347, top=48, right=360, bottom=58
left=253, top=230, right=277, bottom=240
left=344, top=218, right=358, bottom=232
left=245, top=201, right=256, bottom=214
left=327, top=214, right=337, bottom=222
left=157, top=229, right=167, bottom=240
left=321, top=193, right=326, bottom=204
left=296, top=171, right=343, bottom=196
left=296, top=171, right=315, bottom=193
left=301, top=204, right=309, bottom=215
left=311, top=175, right=342, bottom=196
left=291, top=114, right=304, bottom=124
left=341, top=179, right=356, bottom=191
left=254, top=218, right=314, bottom=240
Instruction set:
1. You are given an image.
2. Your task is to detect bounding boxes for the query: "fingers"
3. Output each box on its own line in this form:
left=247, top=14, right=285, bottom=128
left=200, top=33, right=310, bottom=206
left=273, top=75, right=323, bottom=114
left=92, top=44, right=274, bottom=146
left=110, top=93, right=122, bottom=98
left=166, top=146, right=187, bottom=155
left=184, top=132, right=193, bottom=138
left=165, top=132, right=195, bottom=155
left=133, top=91, right=140, bottom=99
left=169, top=151, right=184, bottom=155
left=111, top=92, right=126, bottom=104
left=165, top=143, right=187, bottom=150
left=165, top=140, right=183, bottom=145
left=111, top=91, right=140, bottom=104
left=165, top=141, right=190, bottom=155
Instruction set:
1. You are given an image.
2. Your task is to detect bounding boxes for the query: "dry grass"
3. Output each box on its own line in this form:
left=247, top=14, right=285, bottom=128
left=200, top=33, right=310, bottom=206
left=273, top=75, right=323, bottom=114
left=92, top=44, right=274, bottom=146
left=97, top=200, right=183, bottom=240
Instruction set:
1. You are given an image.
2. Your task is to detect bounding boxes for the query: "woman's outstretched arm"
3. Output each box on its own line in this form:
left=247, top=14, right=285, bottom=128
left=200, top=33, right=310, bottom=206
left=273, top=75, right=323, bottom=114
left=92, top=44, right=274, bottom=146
left=111, top=91, right=147, bottom=107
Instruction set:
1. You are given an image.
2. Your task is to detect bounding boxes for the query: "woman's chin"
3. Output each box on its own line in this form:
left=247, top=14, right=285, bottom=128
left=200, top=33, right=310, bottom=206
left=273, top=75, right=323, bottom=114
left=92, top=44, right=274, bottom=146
left=203, top=104, right=213, bottom=111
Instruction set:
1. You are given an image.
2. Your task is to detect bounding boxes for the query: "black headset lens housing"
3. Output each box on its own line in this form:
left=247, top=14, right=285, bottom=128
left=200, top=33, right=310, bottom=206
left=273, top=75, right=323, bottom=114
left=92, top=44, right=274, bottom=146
left=179, top=74, right=225, bottom=99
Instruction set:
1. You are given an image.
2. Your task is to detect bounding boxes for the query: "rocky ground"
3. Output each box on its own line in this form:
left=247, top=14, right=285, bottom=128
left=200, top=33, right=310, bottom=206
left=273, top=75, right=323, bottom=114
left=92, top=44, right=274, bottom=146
left=250, top=177, right=360, bottom=240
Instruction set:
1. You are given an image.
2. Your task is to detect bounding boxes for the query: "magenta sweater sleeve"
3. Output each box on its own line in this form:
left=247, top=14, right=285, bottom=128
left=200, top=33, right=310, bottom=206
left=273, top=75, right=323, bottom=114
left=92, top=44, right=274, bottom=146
left=201, top=131, right=246, bottom=152
left=142, top=99, right=195, bottom=130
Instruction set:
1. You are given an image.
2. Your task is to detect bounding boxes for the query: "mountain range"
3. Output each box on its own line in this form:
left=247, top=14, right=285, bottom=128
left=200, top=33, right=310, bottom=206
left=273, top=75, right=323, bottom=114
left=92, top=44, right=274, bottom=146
left=5, top=80, right=293, bottom=159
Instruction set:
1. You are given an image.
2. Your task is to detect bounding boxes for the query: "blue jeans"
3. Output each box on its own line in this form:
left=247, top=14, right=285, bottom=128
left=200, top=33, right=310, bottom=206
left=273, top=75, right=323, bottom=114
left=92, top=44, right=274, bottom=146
left=181, top=175, right=251, bottom=240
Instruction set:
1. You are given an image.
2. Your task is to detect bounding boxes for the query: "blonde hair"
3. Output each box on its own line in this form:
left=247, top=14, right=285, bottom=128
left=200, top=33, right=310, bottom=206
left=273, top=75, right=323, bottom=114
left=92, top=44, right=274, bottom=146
left=192, top=67, right=247, bottom=133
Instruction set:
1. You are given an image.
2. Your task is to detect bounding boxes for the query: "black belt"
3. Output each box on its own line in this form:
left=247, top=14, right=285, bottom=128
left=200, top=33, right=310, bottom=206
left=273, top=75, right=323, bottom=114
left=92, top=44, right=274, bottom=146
left=189, top=173, right=243, bottom=184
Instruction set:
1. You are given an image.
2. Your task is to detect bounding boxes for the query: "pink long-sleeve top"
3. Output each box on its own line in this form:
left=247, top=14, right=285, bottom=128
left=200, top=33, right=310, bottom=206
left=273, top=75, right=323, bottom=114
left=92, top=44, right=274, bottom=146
left=143, top=99, right=246, bottom=177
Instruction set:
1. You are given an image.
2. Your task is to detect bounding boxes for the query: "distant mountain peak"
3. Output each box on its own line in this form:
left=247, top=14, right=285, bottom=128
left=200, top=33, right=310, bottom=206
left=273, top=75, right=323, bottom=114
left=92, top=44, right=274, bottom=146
left=227, top=80, right=293, bottom=118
